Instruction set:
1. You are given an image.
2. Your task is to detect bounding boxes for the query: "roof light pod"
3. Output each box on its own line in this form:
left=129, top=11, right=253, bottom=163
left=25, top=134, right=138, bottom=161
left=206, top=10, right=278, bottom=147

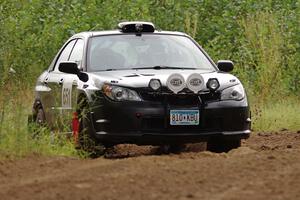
left=186, top=73, right=205, bottom=94
left=149, top=79, right=161, bottom=91
left=118, top=21, right=155, bottom=33
left=207, top=78, right=220, bottom=91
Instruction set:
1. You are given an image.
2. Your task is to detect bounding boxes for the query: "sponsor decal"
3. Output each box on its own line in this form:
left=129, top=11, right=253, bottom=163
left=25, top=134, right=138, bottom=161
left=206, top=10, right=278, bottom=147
left=62, top=82, right=72, bottom=108
left=170, top=78, right=183, bottom=87
left=189, top=78, right=202, bottom=86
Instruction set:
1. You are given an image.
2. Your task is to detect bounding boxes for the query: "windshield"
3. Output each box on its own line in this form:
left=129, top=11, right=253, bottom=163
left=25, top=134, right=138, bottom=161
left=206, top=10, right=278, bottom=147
left=87, top=34, right=215, bottom=71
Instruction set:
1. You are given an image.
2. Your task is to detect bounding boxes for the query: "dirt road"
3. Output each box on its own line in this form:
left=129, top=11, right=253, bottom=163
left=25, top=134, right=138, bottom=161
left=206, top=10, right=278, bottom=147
left=0, top=131, right=300, bottom=200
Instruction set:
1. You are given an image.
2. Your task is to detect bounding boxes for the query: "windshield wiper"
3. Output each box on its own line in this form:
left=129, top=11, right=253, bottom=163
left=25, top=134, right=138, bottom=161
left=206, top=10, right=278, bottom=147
left=101, top=68, right=131, bottom=71
left=132, top=66, right=197, bottom=70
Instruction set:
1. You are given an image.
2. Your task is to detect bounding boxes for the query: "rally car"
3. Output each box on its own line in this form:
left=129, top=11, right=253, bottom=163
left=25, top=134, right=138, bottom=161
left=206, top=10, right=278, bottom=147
left=30, top=21, right=251, bottom=153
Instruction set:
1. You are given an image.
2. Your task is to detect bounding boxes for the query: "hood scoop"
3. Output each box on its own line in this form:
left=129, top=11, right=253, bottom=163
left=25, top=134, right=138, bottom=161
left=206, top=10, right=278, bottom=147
left=123, top=73, right=155, bottom=77
left=123, top=74, right=140, bottom=77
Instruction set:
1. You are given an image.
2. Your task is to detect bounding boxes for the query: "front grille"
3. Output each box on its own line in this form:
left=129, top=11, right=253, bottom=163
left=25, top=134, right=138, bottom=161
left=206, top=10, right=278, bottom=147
left=138, top=87, right=220, bottom=104
left=138, top=87, right=222, bottom=133
left=140, top=93, right=200, bottom=106
left=200, top=92, right=221, bottom=102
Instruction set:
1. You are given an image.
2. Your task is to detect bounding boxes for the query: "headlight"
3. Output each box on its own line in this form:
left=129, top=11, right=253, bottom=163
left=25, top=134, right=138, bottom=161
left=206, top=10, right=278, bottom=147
left=221, top=84, right=245, bottom=101
left=102, top=84, right=141, bottom=101
left=207, top=78, right=220, bottom=91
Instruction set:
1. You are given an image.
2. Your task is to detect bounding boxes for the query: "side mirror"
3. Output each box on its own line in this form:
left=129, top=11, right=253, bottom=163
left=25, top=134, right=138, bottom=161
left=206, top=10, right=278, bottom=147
left=59, top=62, right=89, bottom=82
left=217, top=60, right=234, bottom=72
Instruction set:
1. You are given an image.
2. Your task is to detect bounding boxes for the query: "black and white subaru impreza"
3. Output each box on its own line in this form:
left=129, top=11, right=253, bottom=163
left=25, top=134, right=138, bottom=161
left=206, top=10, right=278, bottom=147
left=31, top=21, right=251, bottom=153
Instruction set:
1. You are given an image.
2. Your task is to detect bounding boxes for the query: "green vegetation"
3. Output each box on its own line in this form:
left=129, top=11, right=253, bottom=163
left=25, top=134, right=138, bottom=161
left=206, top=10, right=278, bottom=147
left=251, top=98, right=300, bottom=132
left=0, top=0, right=299, bottom=158
left=0, top=87, right=78, bottom=159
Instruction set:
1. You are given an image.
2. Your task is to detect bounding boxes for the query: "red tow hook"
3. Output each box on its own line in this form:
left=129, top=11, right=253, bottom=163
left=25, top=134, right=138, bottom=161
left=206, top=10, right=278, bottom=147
left=72, top=112, right=79, bottom=144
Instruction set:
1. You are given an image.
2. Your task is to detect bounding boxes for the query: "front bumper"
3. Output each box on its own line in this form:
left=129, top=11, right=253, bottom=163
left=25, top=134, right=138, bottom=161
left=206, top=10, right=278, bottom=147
left=94, top=130, right=250, bottom=145
left=89, top=93, right=251, bottom=145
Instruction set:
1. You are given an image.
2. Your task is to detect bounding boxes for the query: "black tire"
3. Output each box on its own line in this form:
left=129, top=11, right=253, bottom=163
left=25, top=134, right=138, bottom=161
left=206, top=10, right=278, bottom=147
left=169, top=144, right=186, bottom=154
left=156, top=145, right=170, bottom=155
left=156, top=144, right=186, bottom=154
left=28, top=107, right=46, bottom=138
left=207, top=139, right=241, bottom=153
left=35, top=108, right=46, bottom=125
left=77, top=100, right=105, bottom=157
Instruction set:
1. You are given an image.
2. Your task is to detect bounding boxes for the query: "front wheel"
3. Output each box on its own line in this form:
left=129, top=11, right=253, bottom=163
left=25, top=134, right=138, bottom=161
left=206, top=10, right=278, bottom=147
left=207, top=139, right=241, bottom=153
left=77, top=103, right=105, bottom=157
left=156, top=144, right=186, bottom=154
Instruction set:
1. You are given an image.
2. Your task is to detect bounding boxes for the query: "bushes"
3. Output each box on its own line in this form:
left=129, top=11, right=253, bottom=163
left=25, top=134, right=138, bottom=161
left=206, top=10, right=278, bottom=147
left=1, top=0, right=298, bottom=99
left=239, top=12, right=284, bottom=100
left=0, top=1, right=298, bottom=108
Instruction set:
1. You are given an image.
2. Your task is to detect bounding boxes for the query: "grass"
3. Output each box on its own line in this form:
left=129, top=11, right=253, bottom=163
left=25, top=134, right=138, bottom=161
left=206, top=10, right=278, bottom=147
left=240, top=11, right=285, bottom=102
left=0, top=86, right=79, bottom=159
left=239, top=11, right=300, bottom=132
left=251, top=97, right=300, bottom=132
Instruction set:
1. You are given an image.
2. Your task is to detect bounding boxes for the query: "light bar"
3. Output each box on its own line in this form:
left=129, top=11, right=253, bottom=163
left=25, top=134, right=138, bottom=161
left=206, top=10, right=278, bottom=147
left=118, top=21, right=155, bottom=33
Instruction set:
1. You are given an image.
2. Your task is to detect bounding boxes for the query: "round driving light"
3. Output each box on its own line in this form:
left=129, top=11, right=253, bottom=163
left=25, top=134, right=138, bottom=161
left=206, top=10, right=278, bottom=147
left=166, top=73, right=185, bottom=94
left=207, top=78, right=220, bottom=91
left=149, top=79, right=161, bottom=91
left=186, top=73, right=205, bottom=93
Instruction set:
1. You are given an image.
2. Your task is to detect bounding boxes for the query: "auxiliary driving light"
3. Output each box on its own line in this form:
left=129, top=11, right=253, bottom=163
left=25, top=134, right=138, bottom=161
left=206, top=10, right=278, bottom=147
left=207, top=78, right=220, bottom=91
left=166, top=73, right=185, bottom=94
left=149, top=79, right=161, bottom=91
left=186, top=73, right=204, bottom=94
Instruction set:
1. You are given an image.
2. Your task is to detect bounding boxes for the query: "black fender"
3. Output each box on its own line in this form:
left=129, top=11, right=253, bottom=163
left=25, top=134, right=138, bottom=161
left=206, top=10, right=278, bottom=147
left=76, top=90, right=91, bottom=111
left=76, top=91, right=98, bottom=139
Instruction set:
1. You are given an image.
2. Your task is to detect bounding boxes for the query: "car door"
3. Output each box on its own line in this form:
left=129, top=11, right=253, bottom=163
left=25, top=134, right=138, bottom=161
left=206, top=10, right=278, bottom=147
left=58, top=39, right=85, bottom=132
left=41, top=39, right=77, bottom=129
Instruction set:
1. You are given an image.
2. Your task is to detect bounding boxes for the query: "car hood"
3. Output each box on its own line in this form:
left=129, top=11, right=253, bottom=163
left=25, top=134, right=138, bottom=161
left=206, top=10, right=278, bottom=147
left=88, top=69, right=241, bottom=91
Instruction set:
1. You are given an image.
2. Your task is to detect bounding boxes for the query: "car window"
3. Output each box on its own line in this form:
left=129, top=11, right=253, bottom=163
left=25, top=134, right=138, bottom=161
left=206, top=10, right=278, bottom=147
left=87, top=34, right=215, bottom=71
left=69, top=39, right=84, bottom=68
left=54, top=39, right=77, bottom=71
